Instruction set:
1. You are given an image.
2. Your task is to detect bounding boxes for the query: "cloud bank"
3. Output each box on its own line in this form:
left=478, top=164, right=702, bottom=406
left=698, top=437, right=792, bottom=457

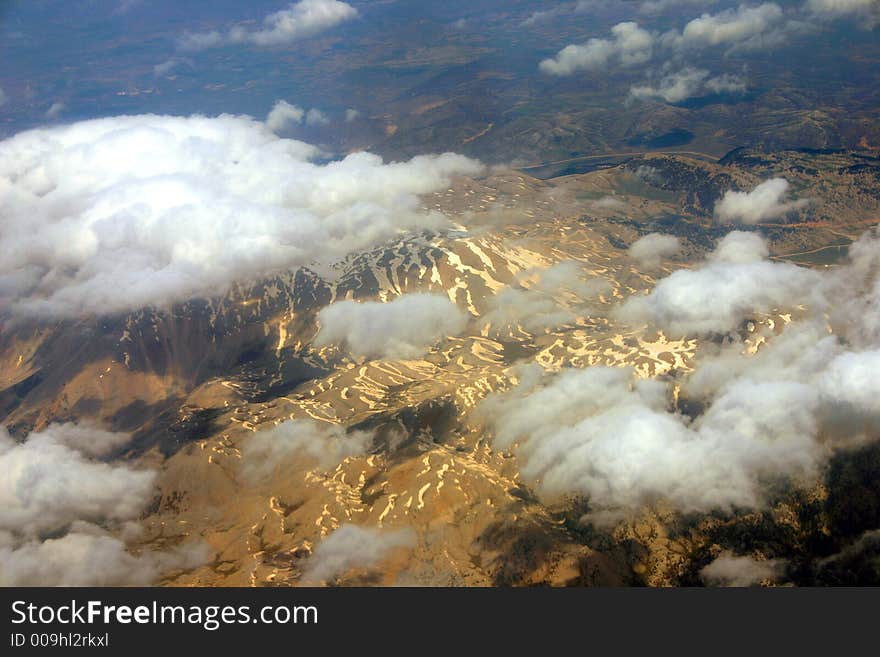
left=178, top=0, right=357, bottom=51
left=315, top=293, right=468, bottom=359
left=0, top=114, right=482, bottom=318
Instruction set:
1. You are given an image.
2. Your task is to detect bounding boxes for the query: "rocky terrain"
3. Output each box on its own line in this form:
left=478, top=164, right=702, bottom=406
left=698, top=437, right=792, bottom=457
left=3, top=148, right=880, bottom=586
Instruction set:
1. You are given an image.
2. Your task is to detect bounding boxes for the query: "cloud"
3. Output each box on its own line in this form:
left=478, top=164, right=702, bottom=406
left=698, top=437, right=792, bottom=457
left=806, top=0, right=879, bottom=21
left=714, top=178, right=810, bottom=224
left=630, top=67, right=747, bottom=103
left=0, top=114, right=482, bottom=319
left=153, top=58, right=193, bottom=77
left=662, top=3, right=791, bottom=54
left=44, top=102, right=65, bottom=120
left=0, top=424, right=155, bottom=537
left=0, top=423, right=205, bottom=585
left=0, top=87, right=6, bottom=106
left=480, top=365, right=827, bottom=523
left=0, top=529, right=207, bottom=586
left=241, top=418, right=373, bottom=479
left=315, top=293, right=468, bottom=359
left=591, top=195, right=626, bottom=210
left=177, top=0, right=357, bottom=51
left=345, top=108, right=360, bottom=122
left=540, top=22, right=654, bottom=75
left=700, top=552, right=786, bottom=586
left=521, top=1, right=605, bottom=26
left=628, top=233, right=681, bottom=268
left=266, top=99, right=306, bottom=132
left=482, top=261, right=608, bottom=335
left=616, top=231, right=821, bottom=337
left=640, top=0, right=721, bottom=14
left=305, top=108, right=330, bottom=126
left=481, top=225, right=880, bottom=525
left=302, top=524, right=416, bottom=583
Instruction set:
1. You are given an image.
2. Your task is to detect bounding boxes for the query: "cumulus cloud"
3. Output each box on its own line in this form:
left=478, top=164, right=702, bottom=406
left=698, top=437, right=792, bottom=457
left=0, top=114, right=482, bottom=319
left=483, top=261, right=608, bottom=335
left=616, top=231, right=821, bottom=337
left=0, top=423, right=205, bottom=586
left=480, top=365, right=827, bottom=522
left=700, top=552, right=786, bottom=586
left=305, top=108, right=330, bottom=127
left=241, top=418, right=373, bottom=479
left=302, top=524, right=416, bottom=583
left=482, top=223, right=880, bottom=525
left=266, top=99, right=306, bottom=132
left=177, top=0, right=357, bottom=51
left=315, top=293, right=468, bottom=359
left=714, top=178, right=810, bottom=224
left=662, top=3, right=792, bottom=53
left=628, top=233, right=681, bottom=268
left=0, top=424, right=155, bottom=537
left=630, top=67, right=747, bottom=103
left=539, top=22, right=654, bottom=75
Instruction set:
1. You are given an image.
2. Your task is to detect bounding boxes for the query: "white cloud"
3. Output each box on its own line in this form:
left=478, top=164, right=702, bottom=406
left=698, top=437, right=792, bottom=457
left=315, top=293, right=468, bottom=359
left=714, top=178, right=810, bottom=224
left=305, top=108, right=330, bottom=126
left=0, top=424, right=206, bottom=585
left=266, top=99, right=305, bottom=132
left=591, top=195, right=626, bottom=210
left=630, top=67, right=747, bottom=103
left=628, top=233, right=681, bottom=268
left=178, top=0, right=358, bottom=51
left=44, top=102, right=65, bottom=120
left=521, top=1, right=606, bottom=26
left=241, top=418, right=373, bottom=479
left=640, top=0, right=721, bottom=14
left=700, top=552, right=786, bottom=586
left=0, top=425, right=155, bottom=537
left=482, top=261, right=607, bottom=335
left=0, top=530, right=207, bottom=586
left=0, top=114, right=482, bottom=318
left=616, top=231, right=821, bottom=336
left=153, top=58, right=192, bottom=77
left=345, top=108, right=360, bottom=122
left=483, top=226, right=880, bottom=525
left=302, top=524, right=416, bottom=583
left=540, top=22, right=654, bottom=75
left=806, top=0, right=879, bottom=20
left=480, top=365, right=826, bottom=523
left=662, top=3, right=790, bottom=53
